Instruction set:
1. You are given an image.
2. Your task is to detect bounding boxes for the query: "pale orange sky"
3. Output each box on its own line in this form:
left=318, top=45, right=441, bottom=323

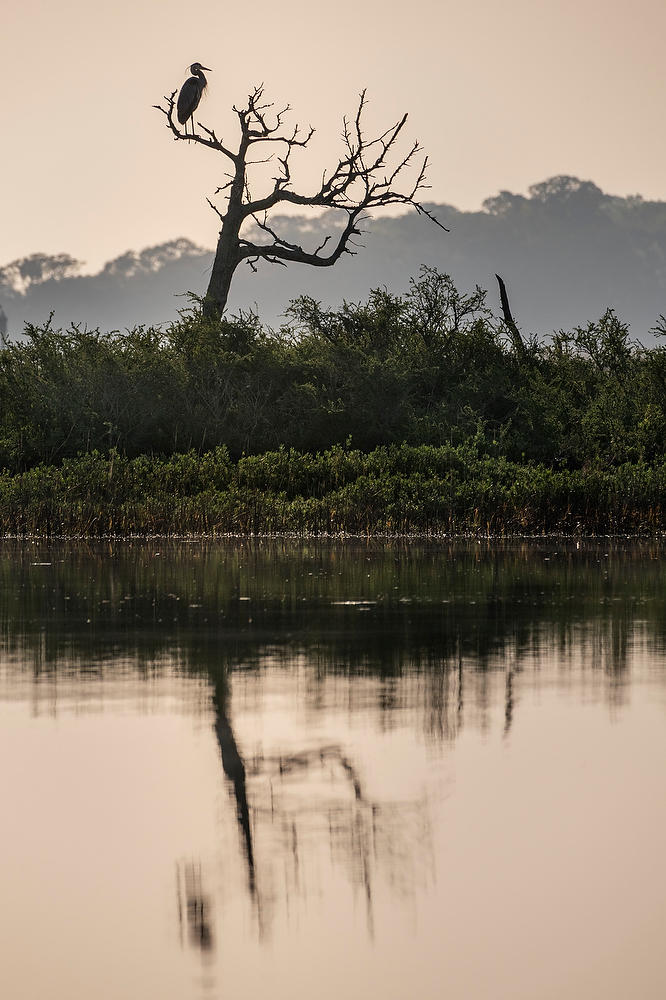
left=2, top=0, right=665, bottom=269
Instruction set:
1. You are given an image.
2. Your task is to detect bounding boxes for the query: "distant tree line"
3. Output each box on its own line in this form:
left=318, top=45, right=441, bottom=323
left=2, top=175, right=666, bottom=336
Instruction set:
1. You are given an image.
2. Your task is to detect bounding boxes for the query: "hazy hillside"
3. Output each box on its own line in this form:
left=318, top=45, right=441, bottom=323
left=2, top=176, right=666, bottom=340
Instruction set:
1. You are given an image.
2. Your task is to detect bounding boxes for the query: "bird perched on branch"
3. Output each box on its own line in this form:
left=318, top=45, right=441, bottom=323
left=177, top=62, right=211, bottom=135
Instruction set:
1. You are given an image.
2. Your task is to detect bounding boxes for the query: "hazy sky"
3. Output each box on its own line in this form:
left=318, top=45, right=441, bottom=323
left=3, top=0, right=665, bottom=269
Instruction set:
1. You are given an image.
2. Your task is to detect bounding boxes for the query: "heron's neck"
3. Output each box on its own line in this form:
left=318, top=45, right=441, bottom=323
left=194, top=69, right=207, bottom=88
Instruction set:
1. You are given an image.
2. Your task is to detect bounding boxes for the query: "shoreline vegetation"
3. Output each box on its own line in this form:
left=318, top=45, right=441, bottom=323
left=1, top=269, right=665, bottom=536
left=1, top=444, right=664, bottom=536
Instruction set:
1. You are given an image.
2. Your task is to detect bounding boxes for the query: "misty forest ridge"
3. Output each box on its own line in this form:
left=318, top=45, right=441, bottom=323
left=2, top=176, right=666, bottom=340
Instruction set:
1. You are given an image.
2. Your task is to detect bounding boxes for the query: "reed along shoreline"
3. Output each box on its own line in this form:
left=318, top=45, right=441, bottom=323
left=1, top=443, right=664, bottom=536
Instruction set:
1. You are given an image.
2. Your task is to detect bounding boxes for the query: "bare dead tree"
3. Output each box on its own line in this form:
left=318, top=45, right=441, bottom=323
left=154, top=84, right=447, bottom=318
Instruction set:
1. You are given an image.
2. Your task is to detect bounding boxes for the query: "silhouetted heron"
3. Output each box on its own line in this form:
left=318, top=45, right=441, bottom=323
left=177, top=63, right=211, bottom=135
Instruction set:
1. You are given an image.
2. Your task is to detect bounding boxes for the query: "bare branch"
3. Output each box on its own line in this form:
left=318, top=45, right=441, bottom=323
left=214, top=177, right=235, bottom=194
left=239, top=208, right=366, bottom=271
left=206, top=197, right=225, bottom=223
left=154, top=91, right=238, bottom=165
left=232, top=92, right=447, bottom=235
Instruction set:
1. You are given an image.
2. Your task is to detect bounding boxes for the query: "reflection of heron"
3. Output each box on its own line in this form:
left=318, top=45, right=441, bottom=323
left=177, top=62, right=211, bottom=135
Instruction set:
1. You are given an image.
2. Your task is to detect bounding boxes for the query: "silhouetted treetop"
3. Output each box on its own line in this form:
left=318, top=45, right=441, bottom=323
left=0, top=253, right=82, bottom=295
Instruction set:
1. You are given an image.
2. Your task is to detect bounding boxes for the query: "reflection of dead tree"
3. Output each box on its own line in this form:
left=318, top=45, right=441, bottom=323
left=207, top=667, right=432, bottom=941
left=424, top=649, right=466, bottom=741
left=212, top=687, right=256, bottom=896
left=247, top=743, right=432, bottom=938
left=504, top=666, right=514, bottom=738
left=458, top=630, right=464, bottom=728
left=176, top=860, right=214, bottom=951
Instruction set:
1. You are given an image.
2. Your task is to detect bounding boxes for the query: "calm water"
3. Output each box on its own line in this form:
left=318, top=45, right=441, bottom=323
left=1, top=538, right=666, bottom=1000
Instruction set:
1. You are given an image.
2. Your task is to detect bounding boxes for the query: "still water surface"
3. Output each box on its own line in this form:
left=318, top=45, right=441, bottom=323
left=1, top=539, right=665, bottom=999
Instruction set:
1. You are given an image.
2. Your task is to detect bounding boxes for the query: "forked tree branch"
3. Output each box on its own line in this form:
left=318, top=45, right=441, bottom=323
left=240, top=209, right=365, bottom=269
left=153, top=91, right=238, bottom=164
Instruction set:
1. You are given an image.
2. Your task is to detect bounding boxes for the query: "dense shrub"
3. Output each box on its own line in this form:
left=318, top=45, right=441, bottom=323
left=2, top=269, right=665, bottom=475
left=0, top=444, right=664, bottom=535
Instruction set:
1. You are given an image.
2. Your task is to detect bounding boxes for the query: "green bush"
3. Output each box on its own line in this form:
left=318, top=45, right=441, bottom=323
left=1, top=267, right=666, bottom=535
left=0, top=443, right=664, bottom=536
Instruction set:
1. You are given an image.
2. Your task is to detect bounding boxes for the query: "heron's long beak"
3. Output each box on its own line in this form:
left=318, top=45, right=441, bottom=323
left=201, top=66, right=212, bottom=71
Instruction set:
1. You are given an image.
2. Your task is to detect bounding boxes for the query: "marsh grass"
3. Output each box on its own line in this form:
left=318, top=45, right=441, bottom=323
left=1, top=443, right=664, bottom=536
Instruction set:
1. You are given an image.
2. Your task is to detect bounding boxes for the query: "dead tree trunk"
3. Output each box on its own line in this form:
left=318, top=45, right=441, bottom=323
left=495, top=273, right=526, bottom=357
left=204, top=169, right=245, bottom=318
